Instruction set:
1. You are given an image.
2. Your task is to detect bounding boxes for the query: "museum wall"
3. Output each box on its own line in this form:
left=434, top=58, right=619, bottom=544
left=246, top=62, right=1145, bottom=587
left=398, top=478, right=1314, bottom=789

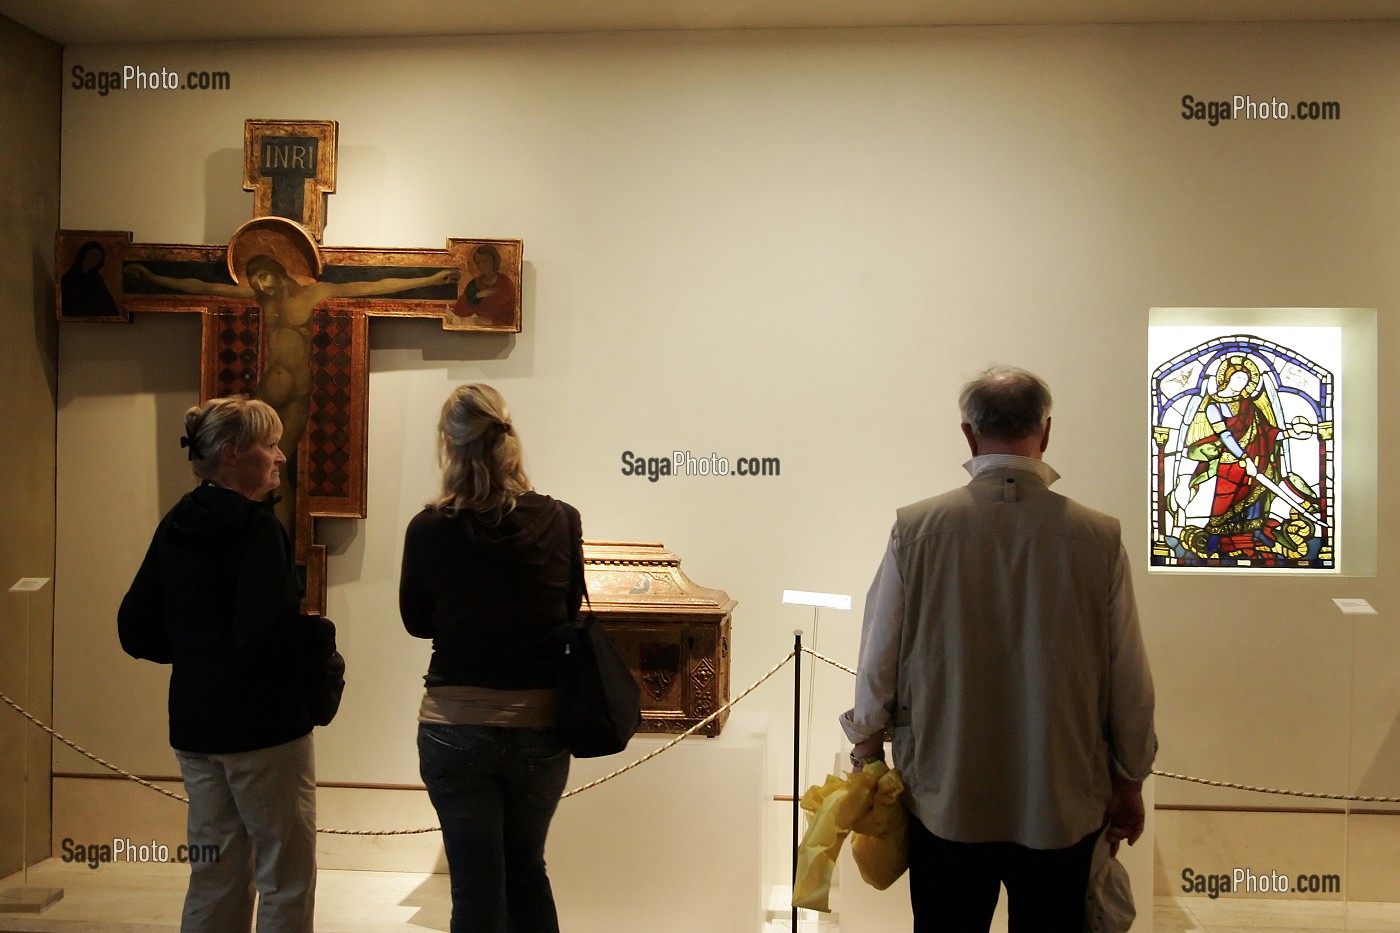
left=0, top=14, right=60, bottom=878
left=51, top=21, right=1400, bottom=904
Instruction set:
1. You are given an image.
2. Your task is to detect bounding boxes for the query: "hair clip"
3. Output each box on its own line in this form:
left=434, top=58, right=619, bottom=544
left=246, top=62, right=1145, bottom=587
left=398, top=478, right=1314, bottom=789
left=180, top=429, right=199, bottom=461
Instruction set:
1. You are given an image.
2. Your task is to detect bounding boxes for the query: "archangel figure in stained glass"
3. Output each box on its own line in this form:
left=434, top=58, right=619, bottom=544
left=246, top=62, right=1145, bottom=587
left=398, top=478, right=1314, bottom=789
left=1150, top=335, right=1334, bottom=569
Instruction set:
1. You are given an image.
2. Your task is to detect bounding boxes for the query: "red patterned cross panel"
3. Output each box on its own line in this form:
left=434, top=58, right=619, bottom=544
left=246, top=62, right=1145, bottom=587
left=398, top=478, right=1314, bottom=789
left=201, top=306, right=261, bottom=401
left=305, top=308, right=368, bottom=518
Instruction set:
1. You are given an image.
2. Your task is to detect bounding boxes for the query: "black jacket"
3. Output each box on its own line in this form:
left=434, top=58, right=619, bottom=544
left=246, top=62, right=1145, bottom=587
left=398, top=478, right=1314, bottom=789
left=399, top=492, right=582, bottom=690
left=119, top=483, right=332, bottom=753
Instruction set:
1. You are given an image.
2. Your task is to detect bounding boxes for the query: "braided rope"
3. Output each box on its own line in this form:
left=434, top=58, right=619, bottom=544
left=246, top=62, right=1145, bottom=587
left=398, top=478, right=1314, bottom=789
left=321, top=650, right=799, bottom=833
left=560, top=649, right=795, bottom=799
left=0, top=689, right=191, bottom=805
left=10, top=645, right=1398, bottom=837
left=0, top=650, right=799, bottom=835
left=798, top=647, right=1400, bottom=805
left=318, top=823, right=440, bottom=837
left=1150, top=769, right=1400, bottom=804
left=800, top=646, right=856, bottom=676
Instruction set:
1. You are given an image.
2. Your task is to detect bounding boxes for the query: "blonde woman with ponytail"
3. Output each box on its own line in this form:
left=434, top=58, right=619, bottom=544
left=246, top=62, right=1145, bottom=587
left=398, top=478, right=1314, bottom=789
left=400, top=384, right=583, bottom=933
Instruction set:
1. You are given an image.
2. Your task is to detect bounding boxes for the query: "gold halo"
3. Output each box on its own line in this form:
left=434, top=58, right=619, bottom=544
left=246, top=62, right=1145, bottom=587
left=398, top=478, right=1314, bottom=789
left=1212, top=353, right=1261, bottom=399
left=226, top=216, right=322, bottom=287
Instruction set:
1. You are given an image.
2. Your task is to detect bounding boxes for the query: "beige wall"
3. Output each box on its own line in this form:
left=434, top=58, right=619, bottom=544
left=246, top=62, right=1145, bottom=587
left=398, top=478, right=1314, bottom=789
left=0, top=14, right=60, bottom=878
left=51, top=21, right=1400, bottom=906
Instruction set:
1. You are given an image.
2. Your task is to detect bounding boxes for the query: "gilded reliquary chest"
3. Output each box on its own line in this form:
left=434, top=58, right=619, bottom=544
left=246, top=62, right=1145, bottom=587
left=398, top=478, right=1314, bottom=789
left=582, top=541, right=735, bottom=737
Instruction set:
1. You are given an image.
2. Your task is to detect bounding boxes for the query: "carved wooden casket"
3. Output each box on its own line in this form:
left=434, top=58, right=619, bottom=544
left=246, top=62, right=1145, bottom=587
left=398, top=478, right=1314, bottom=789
left=582, top=541, right=735, bottom=737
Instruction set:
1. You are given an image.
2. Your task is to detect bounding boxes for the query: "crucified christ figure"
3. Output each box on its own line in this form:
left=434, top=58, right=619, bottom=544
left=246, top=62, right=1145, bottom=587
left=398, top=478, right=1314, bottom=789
left=126, top=257, right=458, bottom=540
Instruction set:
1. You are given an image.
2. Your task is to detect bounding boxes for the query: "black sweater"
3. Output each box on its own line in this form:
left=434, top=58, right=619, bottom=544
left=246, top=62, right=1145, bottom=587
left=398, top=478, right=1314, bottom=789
left=119, top=484, right=330, bottom=754
left=399, top=492, right=582, bottom=690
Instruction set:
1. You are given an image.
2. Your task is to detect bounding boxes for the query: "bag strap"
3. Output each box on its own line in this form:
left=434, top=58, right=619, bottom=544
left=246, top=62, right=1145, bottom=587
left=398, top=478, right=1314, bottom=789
left=564, top=505, right=591, bottom=623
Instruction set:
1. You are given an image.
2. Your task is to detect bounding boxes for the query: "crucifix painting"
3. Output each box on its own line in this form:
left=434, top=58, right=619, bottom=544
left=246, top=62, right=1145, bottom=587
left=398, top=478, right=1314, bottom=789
left=55, top=119, right=524, bottom=612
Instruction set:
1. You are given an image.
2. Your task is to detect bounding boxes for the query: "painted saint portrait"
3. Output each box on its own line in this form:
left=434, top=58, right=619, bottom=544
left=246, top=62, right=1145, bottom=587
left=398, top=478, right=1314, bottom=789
left=56, top=233, right=128, bottom=321
left=445, top=242, right=521, bottom=331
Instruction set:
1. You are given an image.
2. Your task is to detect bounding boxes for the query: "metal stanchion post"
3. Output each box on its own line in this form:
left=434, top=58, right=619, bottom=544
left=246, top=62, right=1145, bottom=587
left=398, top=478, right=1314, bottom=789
left=792, top=629, right=802, bottom=933
left=779, top=589, right=851, bottom=930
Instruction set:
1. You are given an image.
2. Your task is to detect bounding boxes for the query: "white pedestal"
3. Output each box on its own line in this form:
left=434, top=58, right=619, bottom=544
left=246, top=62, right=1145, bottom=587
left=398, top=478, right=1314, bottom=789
left=3, top=580, right=60, bottom=915
left=546, top=711, right=769, bottom=933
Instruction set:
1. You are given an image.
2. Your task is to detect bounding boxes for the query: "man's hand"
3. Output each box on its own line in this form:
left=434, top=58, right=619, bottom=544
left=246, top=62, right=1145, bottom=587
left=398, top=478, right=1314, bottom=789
left=1105, top=777, right=1145, bottom=857
left=851, top=737, right=883, bottom=771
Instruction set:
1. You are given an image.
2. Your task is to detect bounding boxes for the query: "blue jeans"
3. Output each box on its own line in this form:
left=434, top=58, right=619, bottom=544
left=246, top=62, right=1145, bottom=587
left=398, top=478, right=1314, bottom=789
left=418, top=723, right=570, bottom=933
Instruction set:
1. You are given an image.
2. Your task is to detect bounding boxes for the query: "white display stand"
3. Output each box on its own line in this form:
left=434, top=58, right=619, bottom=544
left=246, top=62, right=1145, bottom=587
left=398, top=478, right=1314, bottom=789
left=545, top=711, right=769, bottom=933
left=0, top=578, right=62, bottom=915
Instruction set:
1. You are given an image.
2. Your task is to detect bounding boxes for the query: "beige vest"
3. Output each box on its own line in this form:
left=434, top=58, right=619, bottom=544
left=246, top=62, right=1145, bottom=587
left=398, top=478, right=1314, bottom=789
left=893, top=466, right=1123, bottom=848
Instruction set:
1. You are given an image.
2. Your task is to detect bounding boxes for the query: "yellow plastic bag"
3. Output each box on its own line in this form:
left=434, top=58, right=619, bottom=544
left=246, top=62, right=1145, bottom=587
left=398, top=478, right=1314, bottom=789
left=846, top=761, right=909, bottom=890
left=792, top=773, right=851, bottom=911
left=792, top=762, right=909, bottom=911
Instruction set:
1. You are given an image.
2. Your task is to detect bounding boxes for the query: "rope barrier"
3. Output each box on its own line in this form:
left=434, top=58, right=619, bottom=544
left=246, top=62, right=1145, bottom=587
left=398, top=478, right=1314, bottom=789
left=322, top=650, right=800, bottom=835
left=796, top=647, right=1400, bottom=806
left=0, top=650, right=799, bottom=835
left=800, top=646, right=857, bottom=677
left=6, top=645, right=1399, bottom=837
left=1, top=689, right=191, bottom=806
left=561, top=650, right=795, bottom=799
left=1149, top=770, right=1400, bottom=804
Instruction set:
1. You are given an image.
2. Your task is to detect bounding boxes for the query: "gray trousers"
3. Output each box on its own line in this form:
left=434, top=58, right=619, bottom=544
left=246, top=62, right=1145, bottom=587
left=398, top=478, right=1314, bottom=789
left=175, top=733, right=317, bottom=933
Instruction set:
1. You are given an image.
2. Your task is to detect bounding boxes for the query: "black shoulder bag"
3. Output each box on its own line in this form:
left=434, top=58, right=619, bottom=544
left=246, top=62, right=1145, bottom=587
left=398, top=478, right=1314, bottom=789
left=556, top=515, right=642, bottom=757
left=296, top=613, right=346, bottom=727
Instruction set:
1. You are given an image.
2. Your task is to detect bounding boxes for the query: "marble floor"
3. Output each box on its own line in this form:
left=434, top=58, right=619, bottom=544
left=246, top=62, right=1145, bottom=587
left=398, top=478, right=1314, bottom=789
left=5, top=859, right=1400, bottom=931
left=0, top=860, right=448, bottom=932
left=1155, top=895, right=1400, bottom=932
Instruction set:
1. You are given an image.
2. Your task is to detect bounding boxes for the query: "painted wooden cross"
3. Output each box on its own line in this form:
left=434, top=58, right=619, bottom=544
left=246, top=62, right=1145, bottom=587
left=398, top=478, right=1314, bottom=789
left=56, top=119, right=523, bottom=613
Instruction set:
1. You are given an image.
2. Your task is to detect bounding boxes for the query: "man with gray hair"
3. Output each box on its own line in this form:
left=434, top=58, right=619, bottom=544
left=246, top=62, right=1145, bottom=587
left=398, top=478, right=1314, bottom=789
left=841, top=366, right=1156, bottom=931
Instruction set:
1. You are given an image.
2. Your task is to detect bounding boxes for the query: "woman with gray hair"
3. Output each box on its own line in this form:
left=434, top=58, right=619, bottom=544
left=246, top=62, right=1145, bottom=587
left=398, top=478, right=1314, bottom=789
left=400, top=383, right=582, bottom=933
left=119, top=395, right=335, bottom=933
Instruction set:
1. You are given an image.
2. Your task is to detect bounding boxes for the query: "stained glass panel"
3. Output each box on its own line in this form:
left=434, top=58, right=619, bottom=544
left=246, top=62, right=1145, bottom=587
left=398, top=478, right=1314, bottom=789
left=1149, top=331, right=1336, bottom=570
